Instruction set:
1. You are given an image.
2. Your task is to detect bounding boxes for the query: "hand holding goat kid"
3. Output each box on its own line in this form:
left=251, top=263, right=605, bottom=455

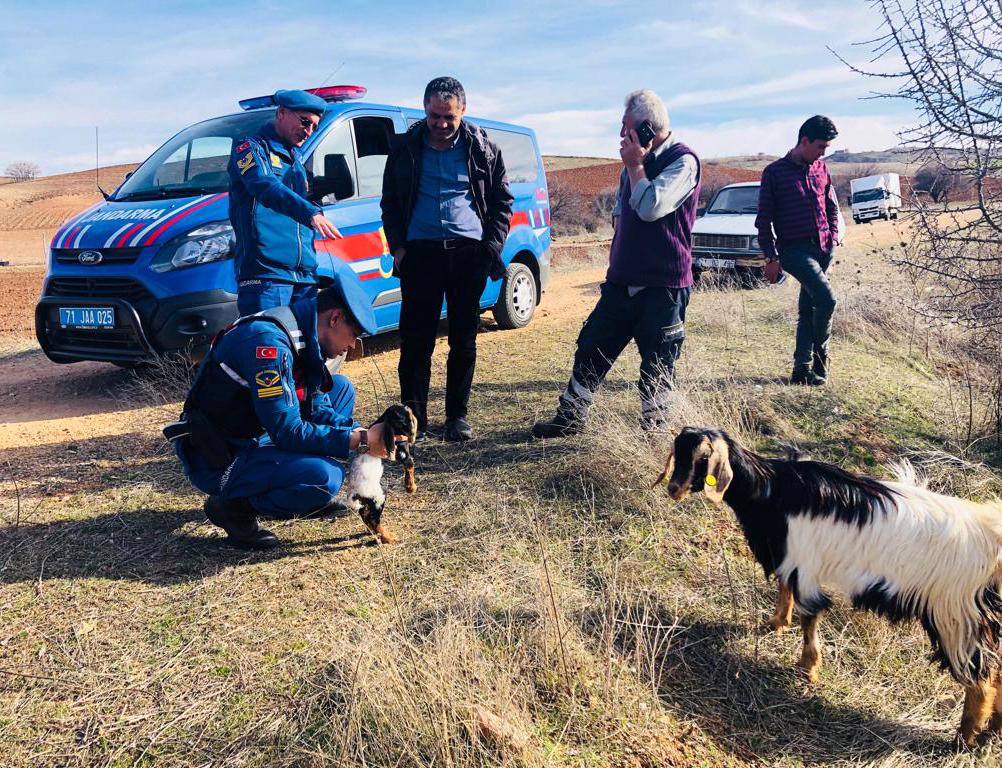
left=654, top=426, right=1002, bottom=749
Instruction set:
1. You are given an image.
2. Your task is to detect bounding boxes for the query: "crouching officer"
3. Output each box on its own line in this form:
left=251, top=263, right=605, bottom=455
left=228, top=88, right=342, bottom=315
left=166, top=274, right=395, bottom=549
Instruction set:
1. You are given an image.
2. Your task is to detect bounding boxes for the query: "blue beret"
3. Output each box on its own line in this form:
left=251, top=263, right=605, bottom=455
left=273, top=89, right=327, bottom=116
left=324, top=261, right=378, bottom=336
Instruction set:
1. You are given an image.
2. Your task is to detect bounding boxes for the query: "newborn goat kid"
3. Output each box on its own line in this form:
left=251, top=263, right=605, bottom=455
left=347, top=404, right=418, bottom=544
left=654, top=426, right=1002, bottom=748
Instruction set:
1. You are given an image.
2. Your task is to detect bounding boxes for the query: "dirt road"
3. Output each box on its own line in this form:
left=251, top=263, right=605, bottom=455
left=0, top=264, right=608, bottom=453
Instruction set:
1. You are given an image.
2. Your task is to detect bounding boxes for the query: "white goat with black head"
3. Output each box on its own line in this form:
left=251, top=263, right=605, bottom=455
left=654, top=426, right=1002, bottom=748
left=347, top=404, right=418, bottom=544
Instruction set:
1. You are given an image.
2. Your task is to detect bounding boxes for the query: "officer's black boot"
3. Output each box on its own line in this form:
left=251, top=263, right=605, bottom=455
left=812, top=350, right=829, bottom=384
left=531, top=406, right=584, bottom=439
left=790, top=365, right=825, bottom=386
left=204, top=496, right=279, bottom=550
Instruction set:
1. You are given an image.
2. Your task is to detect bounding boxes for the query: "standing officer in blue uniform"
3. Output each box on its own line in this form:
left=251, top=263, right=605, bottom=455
left=228, top=89, right=343, bottom=315
left=167, top=273, right=395, bottom=550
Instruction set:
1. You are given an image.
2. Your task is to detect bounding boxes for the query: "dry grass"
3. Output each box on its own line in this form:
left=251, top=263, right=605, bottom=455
left=3, top=227, right=1002, bottom=766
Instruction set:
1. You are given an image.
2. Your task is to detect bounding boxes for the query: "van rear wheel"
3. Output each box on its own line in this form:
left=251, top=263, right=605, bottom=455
left=492, top=262, right=537, bottom=329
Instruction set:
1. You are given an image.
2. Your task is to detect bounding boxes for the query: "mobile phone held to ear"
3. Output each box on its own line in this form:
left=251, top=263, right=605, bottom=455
left=635, top=120, right=656, bottom=146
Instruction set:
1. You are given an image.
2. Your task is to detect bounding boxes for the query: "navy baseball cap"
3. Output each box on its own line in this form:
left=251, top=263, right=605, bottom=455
left=319, top=264, right=378, bottom=336
left=273, top=89, right=328, bottom=117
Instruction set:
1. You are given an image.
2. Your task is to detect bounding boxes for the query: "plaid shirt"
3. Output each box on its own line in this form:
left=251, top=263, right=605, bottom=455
left=755, top=153, right=839, bottom=260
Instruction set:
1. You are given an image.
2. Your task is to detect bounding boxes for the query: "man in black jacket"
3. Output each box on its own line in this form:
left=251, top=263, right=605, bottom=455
left=381, top=76, right=513, bottom=441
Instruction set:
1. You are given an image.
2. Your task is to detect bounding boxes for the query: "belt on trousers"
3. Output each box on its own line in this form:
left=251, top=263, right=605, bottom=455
left=412, top=237, right=479, bottom=250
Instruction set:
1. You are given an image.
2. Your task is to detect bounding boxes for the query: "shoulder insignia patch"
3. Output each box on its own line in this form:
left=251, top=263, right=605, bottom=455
left=237, top=152, right=255, bottom=174
left=270, top=153, right=282, bottom=168
left=255, top=368, right=283, bottom=398
left=256, top=346, right=278, bottom=359
left=235, top=141, right=250, bottom=153
left=255, top=369, right=281, bottom=387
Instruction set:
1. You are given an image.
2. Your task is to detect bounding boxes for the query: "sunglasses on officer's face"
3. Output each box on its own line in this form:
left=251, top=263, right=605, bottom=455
left=298, top=115, right=318, bottom=129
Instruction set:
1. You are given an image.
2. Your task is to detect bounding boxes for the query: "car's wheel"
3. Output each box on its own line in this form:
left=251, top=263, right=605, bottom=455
left=853, top=217, right=860, bottom=225
left=492, top=261, right=537, bottom=329
left=890, top=211, right=898, bottom=220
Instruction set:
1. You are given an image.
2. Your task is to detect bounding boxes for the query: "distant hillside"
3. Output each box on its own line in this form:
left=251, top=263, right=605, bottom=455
left=0, top=163, right=138, bottom=231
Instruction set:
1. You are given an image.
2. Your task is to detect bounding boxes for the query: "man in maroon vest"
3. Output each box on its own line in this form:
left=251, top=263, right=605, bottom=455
left=533, top=90, right=701, bottom=438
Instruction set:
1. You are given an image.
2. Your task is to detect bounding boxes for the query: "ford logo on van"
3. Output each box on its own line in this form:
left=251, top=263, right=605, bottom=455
left=78, top=250, right=103, bottom=265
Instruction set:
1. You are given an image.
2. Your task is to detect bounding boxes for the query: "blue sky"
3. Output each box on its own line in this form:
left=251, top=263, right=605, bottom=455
left=1, top=0, right=912, bottom=175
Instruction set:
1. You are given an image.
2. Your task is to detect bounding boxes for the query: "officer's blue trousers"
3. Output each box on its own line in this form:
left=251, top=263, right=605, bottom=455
left=237, top=279, right=317, bottom=316
left=177, top=375, right=355, bottom=519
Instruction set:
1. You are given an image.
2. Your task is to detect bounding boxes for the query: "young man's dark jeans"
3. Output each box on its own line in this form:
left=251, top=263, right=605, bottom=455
left=568, top=283, right=689, bottom=415
left=778, top=238, right=836, bottom=369
left=397, top=239, right=489, bottom=431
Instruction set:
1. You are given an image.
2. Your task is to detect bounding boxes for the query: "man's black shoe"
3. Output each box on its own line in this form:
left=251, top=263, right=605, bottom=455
left=790, top=366, right=826, bottom=386
left=444, top=417, right=474, bottom=442
left=204, top=496, right=280, bottom=550
left=414, top=430, right=428, bottom=443
left=531, top=410, right=584, bottom=439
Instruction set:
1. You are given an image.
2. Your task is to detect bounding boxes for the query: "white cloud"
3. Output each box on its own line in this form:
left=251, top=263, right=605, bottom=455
left=511, top=108, right=622, bottom=157
left=736, top=0, right=826, bottom=31
left=669, top=67, right=858, bottom=109
left=48, top=144, right=159, bottom=171
left=679, top=114, right=909, bottom=158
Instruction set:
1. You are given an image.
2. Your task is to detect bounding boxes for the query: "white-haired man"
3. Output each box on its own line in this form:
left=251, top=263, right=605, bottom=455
left=533, top=90, right=701, bottom=437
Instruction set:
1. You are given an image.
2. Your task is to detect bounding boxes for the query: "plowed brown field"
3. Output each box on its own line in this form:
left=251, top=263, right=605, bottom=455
left=0, top=267, right=44, bottom=336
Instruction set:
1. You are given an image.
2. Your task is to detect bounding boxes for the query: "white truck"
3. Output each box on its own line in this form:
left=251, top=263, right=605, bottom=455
left=850, top=172, right=902, bottom=224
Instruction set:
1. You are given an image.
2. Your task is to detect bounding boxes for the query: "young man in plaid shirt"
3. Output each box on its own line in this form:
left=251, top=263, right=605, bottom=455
left=756, top=116, right=841, bottom=386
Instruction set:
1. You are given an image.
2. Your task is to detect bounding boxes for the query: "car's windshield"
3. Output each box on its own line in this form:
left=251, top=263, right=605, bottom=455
left=114, top=111, right=276, bottom=201
left=707, top=185, right=759, bottom=214
left=852, top=188, right=887, bottom=204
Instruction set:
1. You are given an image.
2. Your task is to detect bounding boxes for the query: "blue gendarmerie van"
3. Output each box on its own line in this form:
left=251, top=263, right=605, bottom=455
left=36, top=85, right=551, bottom=365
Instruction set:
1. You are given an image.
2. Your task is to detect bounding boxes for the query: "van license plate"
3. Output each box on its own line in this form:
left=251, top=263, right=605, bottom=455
left=59, top=307, right=115, bottom=329
left=696, top=257, right=736, bottom=269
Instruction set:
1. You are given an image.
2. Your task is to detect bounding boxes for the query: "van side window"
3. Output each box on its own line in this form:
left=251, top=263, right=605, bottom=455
left=484, top=129, right=538, bottom=184
left=352, top=117, right=395, bottom=198
left=309, top=120, right=357, bottom=202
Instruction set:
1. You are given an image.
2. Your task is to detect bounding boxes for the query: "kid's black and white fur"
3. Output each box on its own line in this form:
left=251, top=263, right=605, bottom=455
left=346, top=404, right=418, bottom=544
left=654, top=426, right=1002, bottom=748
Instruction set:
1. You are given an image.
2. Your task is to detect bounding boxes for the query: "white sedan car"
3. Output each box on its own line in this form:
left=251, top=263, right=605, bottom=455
left=692, top=181, right=844, bottom=287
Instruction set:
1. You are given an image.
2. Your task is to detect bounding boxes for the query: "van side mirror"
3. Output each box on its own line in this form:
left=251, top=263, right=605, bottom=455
left=311, top=154, right=355, bottom=202
left=696, top=207, right=706, bottom=217
left=125, top=171, right=134, bottom=181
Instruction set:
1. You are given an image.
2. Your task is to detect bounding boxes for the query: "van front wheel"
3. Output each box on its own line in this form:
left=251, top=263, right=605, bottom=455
left=492, top=262, right=537, bottom=329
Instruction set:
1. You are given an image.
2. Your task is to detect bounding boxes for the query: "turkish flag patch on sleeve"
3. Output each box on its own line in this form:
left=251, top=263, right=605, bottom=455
left=256, top=346, right=278, bottom=359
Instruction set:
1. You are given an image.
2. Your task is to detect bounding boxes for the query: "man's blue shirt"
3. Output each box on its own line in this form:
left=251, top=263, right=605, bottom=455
left=406, top=133, right=484, bottom=241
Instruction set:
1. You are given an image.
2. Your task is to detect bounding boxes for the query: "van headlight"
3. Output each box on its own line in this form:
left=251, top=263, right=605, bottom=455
left=151, top=222, right=235, bottom=272
left=750, top=236, right=760, bottom=250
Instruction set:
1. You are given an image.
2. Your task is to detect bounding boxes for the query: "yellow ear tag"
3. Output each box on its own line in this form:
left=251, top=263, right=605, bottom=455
left=705, top=474, right=717, bottom=487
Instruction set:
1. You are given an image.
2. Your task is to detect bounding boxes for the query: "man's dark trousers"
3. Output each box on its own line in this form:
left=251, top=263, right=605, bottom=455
left=778, top=238, right=836, bottom=369
left=567, top=283, right=690, bottom=413
left=398, top=239, right=489, bottom=431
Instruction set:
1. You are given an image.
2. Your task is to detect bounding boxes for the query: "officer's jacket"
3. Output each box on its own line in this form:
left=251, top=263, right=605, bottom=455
left=186, top=300, right=355, bottom=459
left=227, top=122, right=321, bottom=285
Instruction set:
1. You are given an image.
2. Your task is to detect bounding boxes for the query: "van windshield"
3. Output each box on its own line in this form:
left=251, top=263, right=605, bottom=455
left=114, top=111, right=276, bottom=201
left=707, top=185, right=759, bottom=214
left=852, top=188, right=887, bottom=204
